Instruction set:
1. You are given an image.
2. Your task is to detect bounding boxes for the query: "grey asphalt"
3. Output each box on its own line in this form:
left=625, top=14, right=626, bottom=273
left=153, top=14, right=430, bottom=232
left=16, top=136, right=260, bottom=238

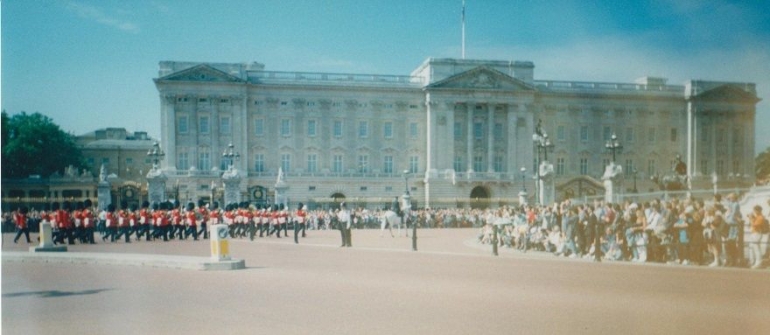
left=2, top=229, right=769, bottom=334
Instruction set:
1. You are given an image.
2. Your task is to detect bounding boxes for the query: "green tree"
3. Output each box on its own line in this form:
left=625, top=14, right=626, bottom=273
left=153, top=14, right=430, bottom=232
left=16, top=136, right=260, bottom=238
left=1, top=111, right=85, bottom=178
left=757, top=146, right=770, bottom=182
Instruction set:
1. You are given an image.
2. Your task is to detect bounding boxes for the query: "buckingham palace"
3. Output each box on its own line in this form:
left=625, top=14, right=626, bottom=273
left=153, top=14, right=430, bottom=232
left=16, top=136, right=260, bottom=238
left=153, top=57, right=759, bottom=208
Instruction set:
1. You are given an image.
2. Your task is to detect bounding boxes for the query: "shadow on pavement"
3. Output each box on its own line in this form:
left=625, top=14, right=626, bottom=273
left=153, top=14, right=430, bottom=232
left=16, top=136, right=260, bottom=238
left=3, top=288, right=113, bottom=298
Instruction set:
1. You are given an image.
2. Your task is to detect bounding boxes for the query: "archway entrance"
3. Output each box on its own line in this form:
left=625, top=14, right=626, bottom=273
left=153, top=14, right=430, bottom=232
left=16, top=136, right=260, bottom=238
left=469, top=186, right=490, bottom=209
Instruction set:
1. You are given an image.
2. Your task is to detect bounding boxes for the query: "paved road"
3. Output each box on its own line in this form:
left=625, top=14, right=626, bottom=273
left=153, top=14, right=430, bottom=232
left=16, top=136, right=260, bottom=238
left=3, top=229, right=770, bottom=334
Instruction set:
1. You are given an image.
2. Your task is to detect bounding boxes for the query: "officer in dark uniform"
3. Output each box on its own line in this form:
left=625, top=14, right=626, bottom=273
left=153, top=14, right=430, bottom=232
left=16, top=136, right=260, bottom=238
left=338, top=202, right=352, bottom=247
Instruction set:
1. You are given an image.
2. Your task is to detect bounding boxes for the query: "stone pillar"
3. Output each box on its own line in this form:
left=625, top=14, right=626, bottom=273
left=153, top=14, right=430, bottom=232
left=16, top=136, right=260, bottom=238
left=146, top=168, right=167, bottom=205
left=466, top=103, right=473, bottom=172
left=538, top=161, right=555, bottom=205
left=210, top=224, right=230, bottom=261
left=602, top=162, right=624, bottom=203
left=274, top=167, right=289, bottom=208
left=487, top=104, right=494, bottom=172
left=97, top=164, right=112, bottom=211
left=30, top=222, right=67, bottom=252
left=222, top=168, right=241, bottom=207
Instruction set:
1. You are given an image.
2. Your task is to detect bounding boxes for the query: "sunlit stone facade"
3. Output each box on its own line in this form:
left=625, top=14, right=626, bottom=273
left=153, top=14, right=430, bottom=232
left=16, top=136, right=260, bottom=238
left=154, top=58, right=759, bottom=208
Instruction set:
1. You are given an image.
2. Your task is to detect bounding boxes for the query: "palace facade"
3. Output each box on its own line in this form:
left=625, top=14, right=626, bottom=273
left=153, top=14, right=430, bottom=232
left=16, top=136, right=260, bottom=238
left=154, top=58, right=759, bottom=208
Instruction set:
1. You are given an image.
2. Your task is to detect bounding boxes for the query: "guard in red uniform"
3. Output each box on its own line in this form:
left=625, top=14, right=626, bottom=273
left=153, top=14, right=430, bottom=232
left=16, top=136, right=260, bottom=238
left=197, top=200, right=210, bottom=239
left=13, top=206, right=31, bottom=243
left=82, top=199, right=96, bottom=244
left=171, top=202, right=183, bottom=240
left=56, top=201, right=75, bottom=245
left=103, top=204, right=118, bottom=242
left=294, top=203, right=307, bottom=244
left=116, top=202, right=132, bottom=243
left=184, top=202, right=199, bottom=240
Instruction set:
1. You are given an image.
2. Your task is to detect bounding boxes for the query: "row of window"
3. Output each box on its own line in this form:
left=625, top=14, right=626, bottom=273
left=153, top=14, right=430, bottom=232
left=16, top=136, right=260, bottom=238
left=177, top=152, right=421, bottom=174
left=448, top=123, right=682, bottom=143
left=178, top=116, right=420, bottom=139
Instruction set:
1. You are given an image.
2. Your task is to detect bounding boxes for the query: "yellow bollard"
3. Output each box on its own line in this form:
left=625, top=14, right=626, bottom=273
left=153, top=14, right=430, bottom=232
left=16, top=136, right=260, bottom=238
left=210, top=224, right=231, bottom=261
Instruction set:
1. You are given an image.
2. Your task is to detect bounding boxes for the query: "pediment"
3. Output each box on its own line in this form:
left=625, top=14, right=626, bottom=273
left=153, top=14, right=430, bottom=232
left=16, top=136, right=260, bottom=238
left=556, top=176, right=605, bottom=192
left=427, top=66, right=535, bottom=91
left=695, top=85, right=760, bottom=103
left=157, top=64, right=244, bottom=83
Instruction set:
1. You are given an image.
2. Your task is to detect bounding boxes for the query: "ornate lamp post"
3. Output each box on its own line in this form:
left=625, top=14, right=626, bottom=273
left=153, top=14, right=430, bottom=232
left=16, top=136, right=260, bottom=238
left=605, top=133, right=623, bottom=163
left=222, top=142, right=242, bottom=207
left=222, top=142, right=241, bottom=170
left=147, top=142, right=165, bottom=170
left=146, top=142, right=167, bottom=204
left=403, top=169, right=416, bottom=251
left=532, top=122, right=555, bottom=205
left=520, top=166, right=527, bottom=192
left=632, top=169, right=638, bottom=193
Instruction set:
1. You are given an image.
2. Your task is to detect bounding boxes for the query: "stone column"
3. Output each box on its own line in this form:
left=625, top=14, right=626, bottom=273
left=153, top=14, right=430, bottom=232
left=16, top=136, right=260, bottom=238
left=146, top=168, right=167, bottom=205
left=602, top=162, right=624, bottom=203
left=274, top=167, right=289, bottom=208
left=466, top=104, right=473, bottom=172
left=97, top=164, right=112, bottom=211
left=222, top=167, right=241, bottom=207
left=487, top=104, right=494, bottom=172
left=539, top=161, right=555, bottom=205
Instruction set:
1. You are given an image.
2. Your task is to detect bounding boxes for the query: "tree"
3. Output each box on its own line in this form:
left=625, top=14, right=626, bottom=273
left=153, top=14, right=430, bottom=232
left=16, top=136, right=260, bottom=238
left=757, top=146, right=770, bottom=183
left=1, top=111, right=85, bottom=178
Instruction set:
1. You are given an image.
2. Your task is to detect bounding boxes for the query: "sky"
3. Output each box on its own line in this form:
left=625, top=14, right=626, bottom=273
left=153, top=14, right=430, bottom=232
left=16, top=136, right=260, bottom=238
left=2, top=0, right=769, bottom=154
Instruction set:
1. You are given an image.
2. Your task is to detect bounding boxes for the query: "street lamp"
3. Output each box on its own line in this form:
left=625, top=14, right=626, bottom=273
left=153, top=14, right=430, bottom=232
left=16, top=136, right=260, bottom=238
left=605, top=133, right=623, bottom=163
left=222, top=142, right=240, bottom=170
left=532, top=123, right=555, bottom=205
left=402, top=169, right=416, bottom=251
left=632, top=169, right=638, bottom=193
left=147, top=142, right=165, bottom=169
left=520, top=166, right=527, bottom=192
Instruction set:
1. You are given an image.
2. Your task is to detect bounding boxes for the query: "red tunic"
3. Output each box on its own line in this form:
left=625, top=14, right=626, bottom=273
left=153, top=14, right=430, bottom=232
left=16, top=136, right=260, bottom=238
left=14, top=212, right=27, bottom=229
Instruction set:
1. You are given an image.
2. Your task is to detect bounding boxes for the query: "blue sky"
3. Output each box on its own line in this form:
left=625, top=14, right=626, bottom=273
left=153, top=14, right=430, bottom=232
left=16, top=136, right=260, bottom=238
left=2, top=0, right=769, bottom=154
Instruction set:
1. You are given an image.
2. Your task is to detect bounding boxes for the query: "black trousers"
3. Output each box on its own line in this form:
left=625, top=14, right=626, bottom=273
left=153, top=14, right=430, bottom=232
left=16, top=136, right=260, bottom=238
left=14, top=227, right=31, bottom=243
left=185, top=225, right=198, bottom=240
left=294, top=222, right=306, bottom=243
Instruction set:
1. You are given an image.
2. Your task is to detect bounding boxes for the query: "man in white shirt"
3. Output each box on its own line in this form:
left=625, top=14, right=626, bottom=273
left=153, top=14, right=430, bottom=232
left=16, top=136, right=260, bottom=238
left=337, top=202, right=352, bottom=247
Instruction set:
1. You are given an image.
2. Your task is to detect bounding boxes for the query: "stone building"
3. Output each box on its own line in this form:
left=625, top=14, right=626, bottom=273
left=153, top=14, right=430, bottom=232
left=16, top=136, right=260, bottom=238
left=153, top=58, right=759, bottom=209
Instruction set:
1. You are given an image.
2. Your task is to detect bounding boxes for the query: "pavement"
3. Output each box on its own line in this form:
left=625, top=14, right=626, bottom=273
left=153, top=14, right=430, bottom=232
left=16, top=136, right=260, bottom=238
left=2, top=228, right=770, bottom=334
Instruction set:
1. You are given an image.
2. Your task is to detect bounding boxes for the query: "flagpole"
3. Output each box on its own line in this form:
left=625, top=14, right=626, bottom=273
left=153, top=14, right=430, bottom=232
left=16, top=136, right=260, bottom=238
left=461, top=0, right=466, bottom=59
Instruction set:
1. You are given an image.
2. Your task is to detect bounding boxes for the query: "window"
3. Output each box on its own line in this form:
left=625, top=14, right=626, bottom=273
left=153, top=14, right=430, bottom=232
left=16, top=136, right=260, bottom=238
left=648, top=127, right=655, bottom=142
left=199, top=116, right=210, bottom=134
left=625, top=127, right=634, bottom=142
left=494, top=156, right=503, bottom=172
left=625, top=159, right=634, bottom=175
left=473, top=156, right=483, bottom=172
left=410, top=122, right=418, bottom=139
left=126, top=157, right=133, bottom=165
left=334, top=121, right=343, bottom=138
left=701, top=127, right=709, bottom=142
left=255, top=119, right=264, bottom=136
left=198, top=150, right=210, bottom=171
left=494, top=123, right=503, bottom=140
left=383, top=155, right=393, bottom=174
left=254, top=154, right=265, bottom=172
left=454, top=122, right=462, bottom=140
left=580, top=126, right=588, bottom=141
left=648, top=159, right=656, bottom=177
left=580, top=158, right=588, bottom=175
left=454, top=157, right=463, bottom=172
left=178, top=116, right=189, bottom=134
left=359, top=121, right=368, bottom=138
left=409, top=156, right=419, bottom=173
left=307, top=154, right=317, bottom=173
left=220, top=117, right=231, bottom=134
left=333, top=155, right=343, bottom=173
left=307, top=120, right=317, bottom=137
left=700, top=160, right=708, bottom=176
left=557, top=125, right=565, bottom=141
left=556, top=158, right=565, bottom=175
left=102, top=157, right=110, bottom=165
left=717, top=160, right=725, bottom=175
left=358, top=155, right=369, bottom=173
left=733, top=128, right=741, bottom=145
left=281, top=119, right=291, bottom=136
left=384, top=122, right=393, bottom=139
left=281, top=154, right=291, bottom=172
left=670, top=128, right=677, bottom=142
left=603, top=126, right=611, bottom=141
left=176, top=152, right=190, bottom=170
left=220, top=157, right=228, bottom=171
left=733, top=160, right=740, bottom=175
left=474, top=122, right=483, bottom=139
